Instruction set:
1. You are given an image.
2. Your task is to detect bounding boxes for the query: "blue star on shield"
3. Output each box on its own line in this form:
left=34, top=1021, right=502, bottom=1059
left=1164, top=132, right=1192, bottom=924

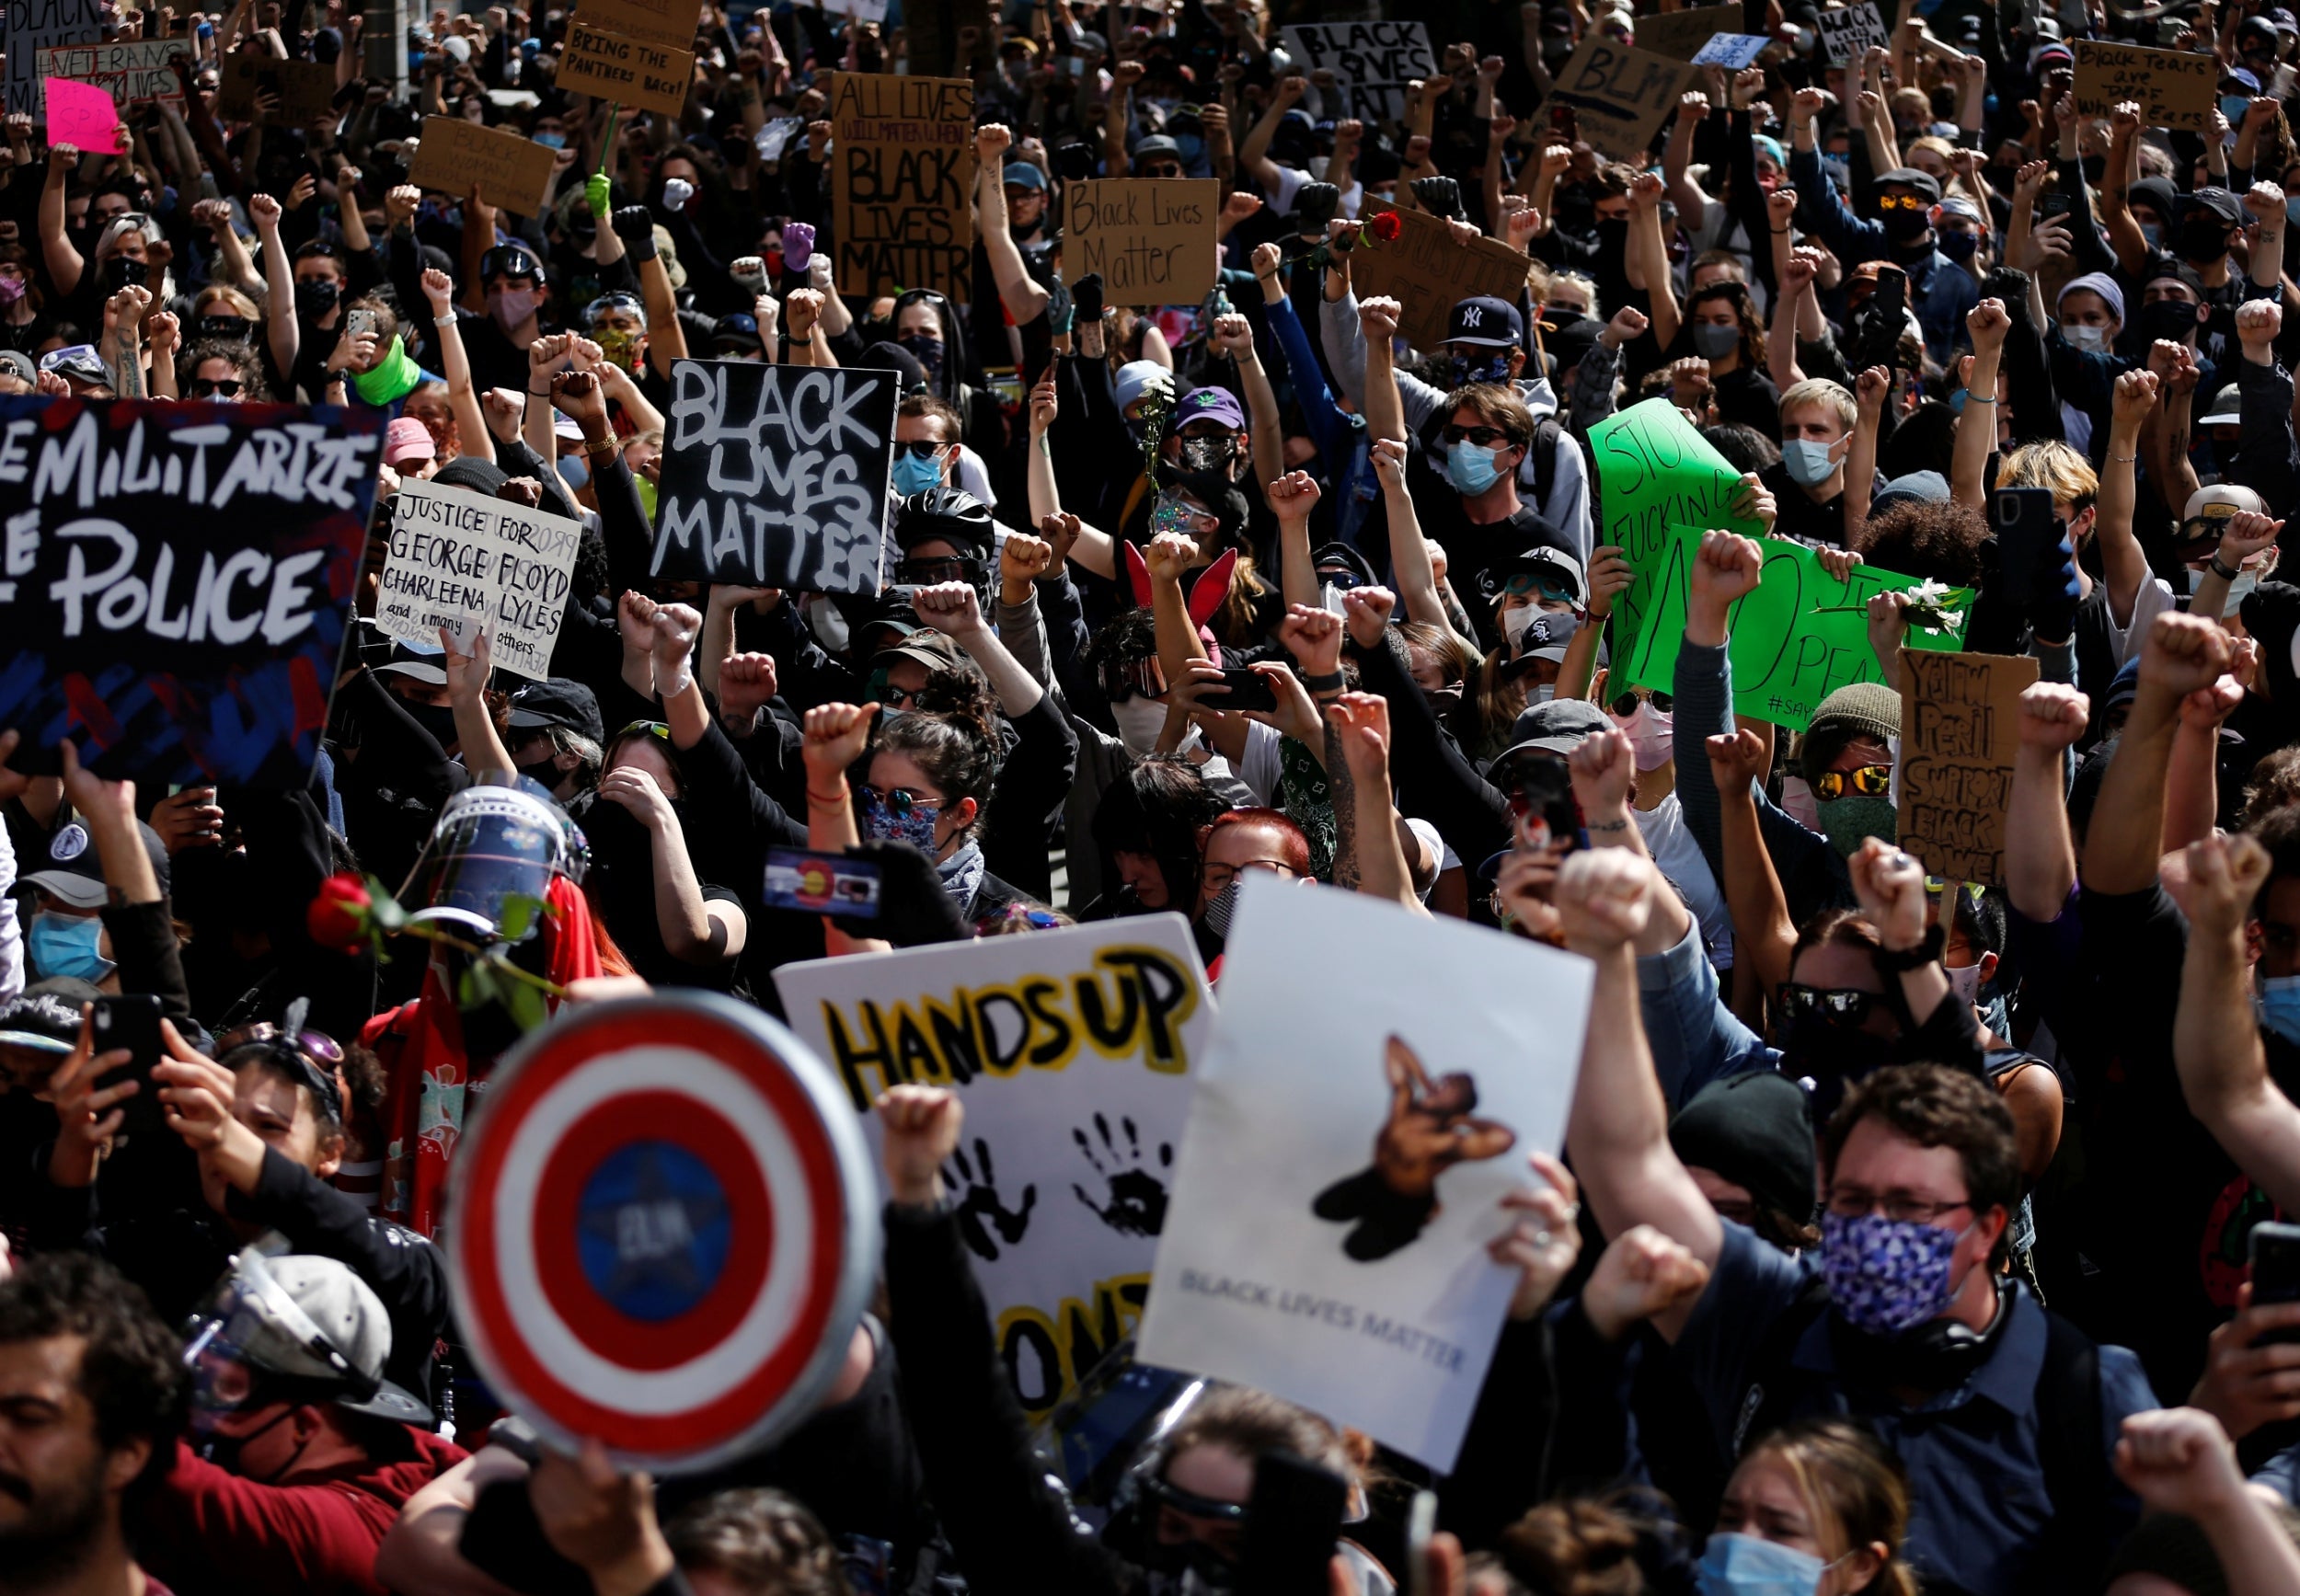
left=575, top=1141, right=734, bottom=1322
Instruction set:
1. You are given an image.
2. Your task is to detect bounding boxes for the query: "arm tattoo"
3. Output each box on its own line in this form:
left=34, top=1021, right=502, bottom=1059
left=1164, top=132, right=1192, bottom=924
left=1324, top=714, right=1360, bottom=892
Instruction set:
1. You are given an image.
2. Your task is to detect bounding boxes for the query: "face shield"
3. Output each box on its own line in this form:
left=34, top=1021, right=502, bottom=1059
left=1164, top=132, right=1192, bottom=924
left=397, top=775, right=588, bottom=942
left=180, top=1243, right=427, bottom=1435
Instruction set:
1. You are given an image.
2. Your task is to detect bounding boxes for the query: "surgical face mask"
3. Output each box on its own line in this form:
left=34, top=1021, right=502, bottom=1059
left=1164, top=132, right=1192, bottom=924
left=29, top=913, right=112, bottom=983
left=1696, top=1533, right=1834, bottom=1596
left=534, top=130, right=567, bottom=149
left=890, top=450, right=945, bottom=496
left=1937, top=226, right=1980, bottom=261
left=293, top=279, right=339, bottom=320
left=1112, top=695, right=1169, bottom=755
left=1446, top=438, right=1506, bottom=495
left=2260, top=972, right=2300, bottom=1046
left=2061, top=322, right=2110, bottom=352
left=490, top=286, right=540, bottom=333
left=1530, top=682, right=1557, bottom=705
left=1780, top=438, right=1842, bottom=487
left=861, top=789, right=942, bottom=854
left=1615, top=701, right=1674, bottom=772
left=558, top=449, right=590, bottom=491
left=1502, top=604, right=1541, bottom=649
left=2142, top=221, right=2165, bottom=249
left=1815, top=794, right=1896, bottom=858
left=1945, top=959, right=1985, bottom=1008
left=2225, top=94, right=2255, bottom=126
left=1820, top=1209, right=1969, bottom=1336
left=1691, top=320, right=1740, bottom=360
left=2225, top=569, right=2263, bottom=615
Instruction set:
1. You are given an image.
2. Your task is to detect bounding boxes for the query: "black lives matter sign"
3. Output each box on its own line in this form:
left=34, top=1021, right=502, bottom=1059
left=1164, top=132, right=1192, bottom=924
left=827, top=72, right=974, bottom=304
left=651, top=361, right=896, bottom=594
left=1282, top=22, right=1436, bottom=124
left=0, top=396, right=381, bottom=783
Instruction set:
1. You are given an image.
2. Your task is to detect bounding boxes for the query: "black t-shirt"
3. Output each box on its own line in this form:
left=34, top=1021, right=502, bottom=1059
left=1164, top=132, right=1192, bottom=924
left=1433, top=500, right=1578, bottom=649
left=1759, top=461, right=1887, bottom=550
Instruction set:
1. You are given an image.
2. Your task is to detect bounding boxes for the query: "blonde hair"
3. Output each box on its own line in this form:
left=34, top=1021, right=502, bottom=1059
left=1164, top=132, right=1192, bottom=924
left=1778, top=378, right=1857, bottom=432
left=1741, top=1420, right=1919, bottom=1596
left=1998, top=440, right=2099, bottom=509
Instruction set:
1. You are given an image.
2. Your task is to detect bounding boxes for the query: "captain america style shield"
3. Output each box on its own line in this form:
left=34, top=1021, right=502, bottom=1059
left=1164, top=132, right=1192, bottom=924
left=446, top=992, right=879, bottom=1473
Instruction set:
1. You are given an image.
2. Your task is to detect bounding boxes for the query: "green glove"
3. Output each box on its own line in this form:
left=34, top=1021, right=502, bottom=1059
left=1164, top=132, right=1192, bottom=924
left=586, top=171, right=610, bottom=221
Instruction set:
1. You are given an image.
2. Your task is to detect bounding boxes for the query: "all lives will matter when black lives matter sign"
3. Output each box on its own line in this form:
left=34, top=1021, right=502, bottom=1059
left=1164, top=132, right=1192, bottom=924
left=650, top=361, right=897, bottom=594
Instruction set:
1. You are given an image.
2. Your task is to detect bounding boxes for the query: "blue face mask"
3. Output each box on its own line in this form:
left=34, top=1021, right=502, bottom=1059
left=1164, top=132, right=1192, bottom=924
left=2260, top=973, right=2300, bottom=1046
left=1172, top=133, right=1205, bottom=167
left=1938, top=227, right=1979, bottom=261
left=558, top=450, right=590, bottom=490
left=1780, top=439, right=1840, bottom=487
left=29, top=912, right=112, bottom=983
left=891, top=450, right=945, bottom=496
left=1446, top=438, right=1506, bottom=495
left=534, top=130, right=568, bottom=150
left=2225, top=95, right=2255, bottom=126
left=1696, top=1533, right=1834, bottom=1596
left=861, top=788, right=943, bottom=855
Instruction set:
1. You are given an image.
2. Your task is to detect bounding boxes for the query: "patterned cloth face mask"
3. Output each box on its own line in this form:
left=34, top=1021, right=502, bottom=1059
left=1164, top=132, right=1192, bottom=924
left=860, top=787, right=941, bottom=854
left=1819, top=1210, right=1968, bottom=1336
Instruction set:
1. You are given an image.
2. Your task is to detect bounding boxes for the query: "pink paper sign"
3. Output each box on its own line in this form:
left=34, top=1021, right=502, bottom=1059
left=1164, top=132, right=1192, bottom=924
left=43, top=77, right=124, bottom=155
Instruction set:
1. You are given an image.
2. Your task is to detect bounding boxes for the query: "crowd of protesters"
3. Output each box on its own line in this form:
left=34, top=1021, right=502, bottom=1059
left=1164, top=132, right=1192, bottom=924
left=17, top=0, right=2300, bottom=1591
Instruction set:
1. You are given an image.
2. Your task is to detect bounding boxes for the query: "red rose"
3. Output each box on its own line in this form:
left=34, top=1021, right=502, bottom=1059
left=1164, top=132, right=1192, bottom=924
left=1367, top=210, right=1404, bottom=243
left=306, top=873, right=374, bottom=954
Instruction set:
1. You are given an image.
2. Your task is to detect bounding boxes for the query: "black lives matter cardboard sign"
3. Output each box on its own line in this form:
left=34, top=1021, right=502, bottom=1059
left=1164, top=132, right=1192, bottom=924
left=1064, top=179, right=1220, bottom=309
left=1551, top=36, right=1695, bottom=163
left=827, top=72, right=974, bottom=304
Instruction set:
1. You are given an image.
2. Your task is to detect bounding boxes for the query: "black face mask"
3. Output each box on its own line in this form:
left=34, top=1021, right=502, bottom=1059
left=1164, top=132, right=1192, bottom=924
left=515, top=754, right=562, bottom=791
left=197, top=316, right=256, bottom=343
left=1178, top=434, right=1237, bottom=475
left=403, top=699, right=460, bottom=748
left=294, top=279, right=340, bottom=320
left=1878, top=208, right=1929, bottom=243
left=2179, top=217, right=2232, bottom=264
left=2138, top=298, right=2202, bottom=345
left=1781, top=1014, right=1903, bottom=1119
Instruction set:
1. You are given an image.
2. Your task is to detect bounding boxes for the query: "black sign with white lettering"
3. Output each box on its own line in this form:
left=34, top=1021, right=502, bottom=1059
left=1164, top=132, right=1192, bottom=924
left=0, top=396, right=383, bottom=783
left=651, top=361, right=896, bottom=593
left=1282, top=22, right=1437, bottom=124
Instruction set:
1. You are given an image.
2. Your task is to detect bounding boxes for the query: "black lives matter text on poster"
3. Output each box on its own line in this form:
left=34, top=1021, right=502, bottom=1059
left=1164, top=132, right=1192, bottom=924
left=1281, top=22, right=1435, bottom=124
left=0, top=396, right=382, bottom=784
left=651, top=361, right=896, bottom=594
left=5, top=0, right=101, bottom=115
left=827, top=72, right=974, bottom=304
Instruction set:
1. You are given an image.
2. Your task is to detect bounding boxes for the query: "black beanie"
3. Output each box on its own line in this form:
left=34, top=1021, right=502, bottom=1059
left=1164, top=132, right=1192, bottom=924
left=1668, top=1072, right=1816, bottom=1224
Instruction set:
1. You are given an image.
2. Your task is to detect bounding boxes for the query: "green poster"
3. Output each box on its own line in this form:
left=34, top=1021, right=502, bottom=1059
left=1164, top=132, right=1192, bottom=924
left=1616, top=524, right=1972, bottom=729
left=1587, top=399, right=1770, bottom=655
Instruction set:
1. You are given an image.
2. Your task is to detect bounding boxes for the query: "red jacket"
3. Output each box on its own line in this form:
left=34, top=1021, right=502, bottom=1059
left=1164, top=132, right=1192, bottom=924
left=139, top=1423, right=466, bottom=1596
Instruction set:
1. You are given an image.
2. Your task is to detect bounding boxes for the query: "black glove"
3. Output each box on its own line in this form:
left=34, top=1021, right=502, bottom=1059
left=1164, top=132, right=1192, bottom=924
left=824, top=840, right=969, bottom=947
left=1071, top=270, right=1105, bottom=324
left=1289, top=181, right=1340, bottom=238
left=1410, top=175, right=1465, bottom=221
left=611, top=204, right=658, bottom=259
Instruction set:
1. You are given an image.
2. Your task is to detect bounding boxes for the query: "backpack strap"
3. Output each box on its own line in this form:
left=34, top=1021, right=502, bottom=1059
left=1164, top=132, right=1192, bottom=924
left=1528, top=414, right=1562, bottom=523
left=2030, top=1305, right=2110, bottom=1596
left=1731, top=1272, right=1835, bottom=1457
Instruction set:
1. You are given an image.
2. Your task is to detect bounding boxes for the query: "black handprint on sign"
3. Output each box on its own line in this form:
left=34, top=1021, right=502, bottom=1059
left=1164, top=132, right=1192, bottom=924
left=1071, top=1112, right=1173, bottom=1237
left=947, top=1137, right=1037, bottom=1263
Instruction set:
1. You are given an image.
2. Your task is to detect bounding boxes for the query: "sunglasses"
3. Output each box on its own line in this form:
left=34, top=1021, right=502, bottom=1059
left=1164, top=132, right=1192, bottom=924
left=1811, top=763, right=1892, bottom=801
left=217, top=1016, right=348, bottom=1123
left=861, top=785, right=939, bottom=820
left=865, top=671, right=926, bottom=710
left=616, top=718, right=672, bottom=741
left=1317, top=567, right=1363, bottom=591
left=1610, top=689, right=1673, bottom=717
left=1778, top=983, right=1878, bottom=1028
left=1141, top=162, right=1184, bottom=178
left=893, top=440, right=949, bottom=460
left=1440, top=424, right=1517, bottom=448
left=1874, top=191, right=1927, bottom=211
left=190, top=377, right=243, bottom=398
left=896, top=556, right=982, bottom=587
left=1097, top=653, right=1167, bottom=704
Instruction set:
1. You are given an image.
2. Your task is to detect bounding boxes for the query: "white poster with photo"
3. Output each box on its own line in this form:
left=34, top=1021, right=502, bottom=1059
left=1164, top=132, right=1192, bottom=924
left=374, top=481, right=582, bottom=681
left=1135, top=879, right=1593, bottom=1471
left=776, top=915, right=1213, bottom=1417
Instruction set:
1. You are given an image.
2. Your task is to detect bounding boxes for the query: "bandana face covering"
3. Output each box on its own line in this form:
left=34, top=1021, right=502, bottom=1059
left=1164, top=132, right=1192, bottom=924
left=861, top=788, right=941, bottom=854
left=351, top=335, right=421, bottom=406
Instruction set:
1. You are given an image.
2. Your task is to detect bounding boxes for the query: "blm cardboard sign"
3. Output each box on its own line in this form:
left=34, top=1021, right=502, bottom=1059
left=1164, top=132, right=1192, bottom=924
left=651, top=361, right=896, bottom=593
left=1064, top=179, right=1220, bottom=309
left=0, top=396, right=382, bottom=784
left=2072, top=40, right=2217, bottom=132
left=827, top=72, right=974, bottom=303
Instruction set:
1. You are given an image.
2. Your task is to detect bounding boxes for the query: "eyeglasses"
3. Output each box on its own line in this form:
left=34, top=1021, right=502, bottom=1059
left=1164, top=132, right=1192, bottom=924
left=1874, top=191, right=1928, bottom=211
left=1824, top=1187, right=1973, bottom=1226
left=1810, top=764, right=1892, bottom=801
left=893, top=440, right=950, bottom=459
left=861, top=785, right=940, bottom=819
left=896, top=556, right=981, bottom=587
left=190, top=377, right=244, bottom=398
left=1201, top=858, right=1299, bottom=891
left=1440, top=424, right=1517, bottom=448
left=1610, top=689, right=1673, bottom=717
left=616, top=718, right=671, bottom=741
left=1778, top=982, right=1879, bottom=1029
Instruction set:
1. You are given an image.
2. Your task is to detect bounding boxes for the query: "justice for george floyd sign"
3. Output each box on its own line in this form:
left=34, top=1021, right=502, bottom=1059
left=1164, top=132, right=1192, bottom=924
left=0, top=396, right=383, bottom=784
left=374, top=482, right=582, bottom=681
left=650, top=360, right=896, bottom=593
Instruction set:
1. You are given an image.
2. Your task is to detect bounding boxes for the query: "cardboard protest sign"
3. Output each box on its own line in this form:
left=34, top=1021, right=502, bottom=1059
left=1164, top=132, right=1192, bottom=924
left=2073, top=40, right=2217, bottom=132
left=1347, top=204, right=1534, bottom=351
left=1617, top=522, right=1972, bottom=729
left=1897, top=649, right=2038, bottom=885
left=1693, top=34, right=1773, bottom=68
left=408, top=117, right=558, bottom=216
left=447, top=992, right=879, bottom=1473
left=777, top=916, right=1213, bottom=1414
left=36, top=39, right=192, bottom=107
left=5, top=0, right=100, bottom=116
left=1281, top=21, right=1437, bottom=123
left=558, top=22, right=693, bottom=117
left=1634, top=4, right=1743, bottom=61
left=42, top=76, right=122, bottom=152
left=1589, top=398, right=1770, bottom=650
left=1551, top=36, right=1695, bottom=162
left=1137, top=879, right=1593, bottom=1471
left=577, top=0, right=696, bottom=48
left=651, top=360, right=896, bottom=592
left=0, top=396, right=383, bottom=784
left=216, top=54, right=338, bottom=122
left=826, top=72, right=974, bottom=303
left=1064, top=179, right=1220, bottom=309
left=1814, top=2, right=1889, bottom=64
left=374, top=482, right=581, bottom=681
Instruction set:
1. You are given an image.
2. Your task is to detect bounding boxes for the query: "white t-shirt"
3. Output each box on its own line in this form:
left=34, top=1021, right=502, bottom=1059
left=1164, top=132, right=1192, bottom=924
left=1636, top=790, right=1735, bottom=970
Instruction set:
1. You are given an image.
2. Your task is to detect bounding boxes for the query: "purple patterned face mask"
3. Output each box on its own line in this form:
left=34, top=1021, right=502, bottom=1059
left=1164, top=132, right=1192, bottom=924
left=1820, top=1211, right=1967, bottom=1337
left=860, top=787, right=941, bottom=854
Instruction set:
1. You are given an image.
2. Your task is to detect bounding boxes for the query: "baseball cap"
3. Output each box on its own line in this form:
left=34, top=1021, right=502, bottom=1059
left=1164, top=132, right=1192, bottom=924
left=1003, top=161, right=1048, bottom=191
left=1492, top=697, right=1611, bottom=770
left=0, top=350, right=34, bottom=384
left=189, top=1248, right=431, bottom=1427
left=712, top=311, right=763, bottom=353
left=2187, top=187, right=2248, bottom=224
left=1447, top=295, right=1524, bottom=349
left=1114, top=360, right=1173, bottom=415
left=2179, top=483, right=2267, bottom=555
left=1495, top=545, right=1585, bottom=604
left=0, top=980, right=101, bottom=1056
left=506, top=678, right=605, bottom=744
left=2224, top=65, right=2263, bottom=93
left=1133, top=133, right=1182, bottom=163
left=2199, top=384, right=2244, bottom=428
left=383, top=416, right=436, bottom=467
left=375, top=632, right=448, bottom=686
left=25, top=818, right=171, bottom=910
left=1174, top=385, right=1245, bottom=432
left=872, top=630, right=969, bottom=678
left=1873, top=168, right=1943, bottom=204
